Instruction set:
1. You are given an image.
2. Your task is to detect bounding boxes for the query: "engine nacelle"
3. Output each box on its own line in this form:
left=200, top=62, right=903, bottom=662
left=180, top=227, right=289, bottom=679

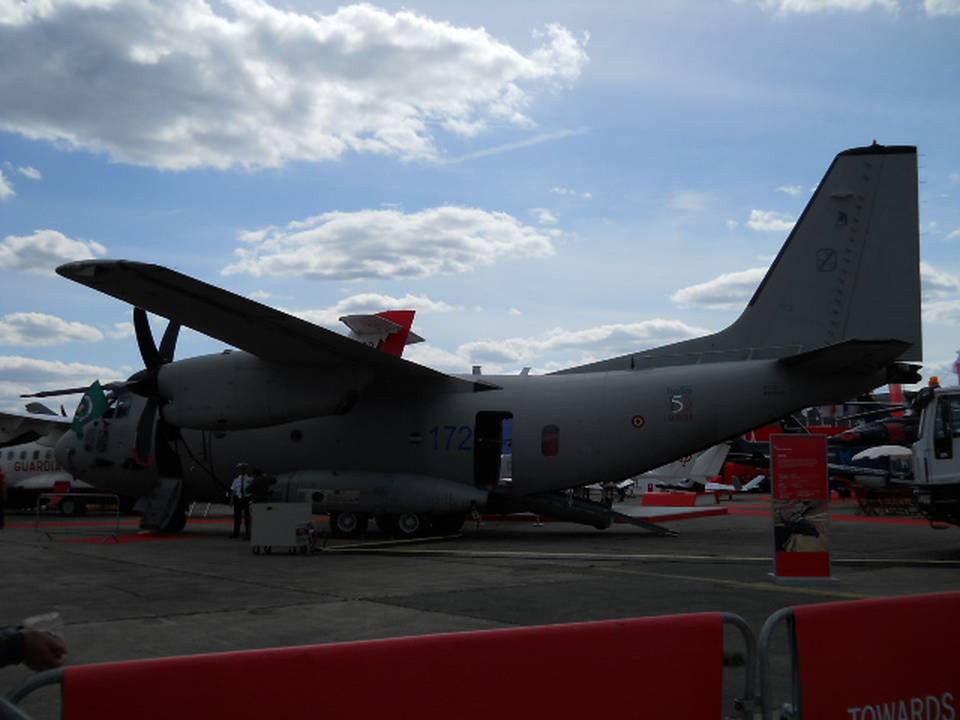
left=274, top=470, right=489, bottom=514
left=158, top=351, right=371, bottom=430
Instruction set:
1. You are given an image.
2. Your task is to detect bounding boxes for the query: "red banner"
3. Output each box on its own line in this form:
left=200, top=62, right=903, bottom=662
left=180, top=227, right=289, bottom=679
left=63, top=614, right=724, bottom=720
left=770, top=434, right=830, bottom=578
left=795, top=593, right=960, bottom=719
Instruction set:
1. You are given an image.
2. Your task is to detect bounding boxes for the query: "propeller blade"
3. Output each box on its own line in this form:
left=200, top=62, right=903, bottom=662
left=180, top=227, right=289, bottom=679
left=133, top=397, right=157, bottom=467
left=21, top=385, right=93, bottom=398
left=134, top=307, right=162, bottom=371
left=21, top=380, right=128, bottom=399
left=158, top=321, right=180, bottom=364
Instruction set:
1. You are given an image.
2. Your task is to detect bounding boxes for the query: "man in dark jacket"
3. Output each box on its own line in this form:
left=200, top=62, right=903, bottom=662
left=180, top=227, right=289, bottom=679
left=0, top=626, right=67, bottom=670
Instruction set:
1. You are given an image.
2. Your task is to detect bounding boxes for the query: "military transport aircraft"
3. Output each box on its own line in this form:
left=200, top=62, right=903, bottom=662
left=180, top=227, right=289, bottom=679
left=29, top=144, right=923, bottom=537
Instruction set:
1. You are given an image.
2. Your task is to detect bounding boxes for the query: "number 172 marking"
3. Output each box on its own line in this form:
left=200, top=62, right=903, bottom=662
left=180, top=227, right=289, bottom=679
left=430, top=425, right=472, bottom=451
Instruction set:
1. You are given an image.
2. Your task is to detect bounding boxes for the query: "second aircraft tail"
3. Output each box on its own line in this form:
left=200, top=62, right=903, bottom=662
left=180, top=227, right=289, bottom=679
left=556, top=144, right=921, bottom=374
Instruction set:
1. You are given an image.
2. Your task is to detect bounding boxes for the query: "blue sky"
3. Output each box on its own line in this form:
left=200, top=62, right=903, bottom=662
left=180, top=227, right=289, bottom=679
left=1, top=0, right=959, bottom=411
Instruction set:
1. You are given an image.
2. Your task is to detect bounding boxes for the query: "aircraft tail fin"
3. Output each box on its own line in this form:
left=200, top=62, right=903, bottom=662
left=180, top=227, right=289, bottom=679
left=339, top=311, right=425, bottom=358
left=726, top=144, right=921, bottom=361
left=554, top=144, right=922, bottom=374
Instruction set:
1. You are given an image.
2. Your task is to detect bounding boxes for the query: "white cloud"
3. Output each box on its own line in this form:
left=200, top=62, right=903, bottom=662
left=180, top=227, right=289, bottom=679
left=0, top=313, right=104, bottom=346
left=404, top=344, right=474, bottom=373
left=776, top=185, right=803, bottom=196
left=508, top=308, right=522, bottom=316
left=726, top=219, right=739, bottom=230
left=0, top=169, right=13, bottom=200
left=924, top=0, right=960, bottom=15
left=923, top=300, right=960, bottom=325
left=669, top=191, right=710, bottom=212
left=0, top=2, right=587, bottom=170
left=671, top=267, right=769, bottom=309
left=531, top=207, right=558, bottom=225
left=287, top=292, right=459, bottom=327
left=16, top=165, right=41, bottom=181
left=550, top=186, right=591, bottom=199
left=0, top=355, right=124, bottom=410
left=920, top=261, right=960, bottom=299
left=224, top=206, right=557, bottom=280
left=747, top=209, right=795, bottom=233
left=107, top=322, right=135, bottom=340
left=0, top=229, right=106, bottom=274
left=759, top=0, right=898, bottom=13
left=445, top=128, right=589, bottom=165
left=408, top=320, right=708, bottom=373
left=947, top=228, right=960, bottom=240
left=402, top=319, right=710, bottom=374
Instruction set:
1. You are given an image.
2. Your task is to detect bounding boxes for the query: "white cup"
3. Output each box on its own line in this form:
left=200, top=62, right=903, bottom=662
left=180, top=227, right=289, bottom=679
left=22, top=611, right=64, bottom=641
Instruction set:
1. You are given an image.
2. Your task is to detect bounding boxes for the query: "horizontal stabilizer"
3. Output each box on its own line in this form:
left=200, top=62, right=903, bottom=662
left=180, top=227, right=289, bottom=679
left=779, top=339, right=910, bottom=374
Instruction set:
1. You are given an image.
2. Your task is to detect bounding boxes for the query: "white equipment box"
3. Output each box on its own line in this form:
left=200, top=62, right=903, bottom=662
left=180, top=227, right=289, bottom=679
left=249, top=502, right=314, bottom=554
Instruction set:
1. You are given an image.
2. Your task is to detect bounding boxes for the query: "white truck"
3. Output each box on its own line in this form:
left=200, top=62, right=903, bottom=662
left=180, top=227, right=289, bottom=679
left=910, top=386, right=960, bottom=526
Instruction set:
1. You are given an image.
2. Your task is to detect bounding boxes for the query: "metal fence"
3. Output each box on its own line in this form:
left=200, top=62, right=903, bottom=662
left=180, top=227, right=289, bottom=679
left=34, top=493, right=121, bottom=543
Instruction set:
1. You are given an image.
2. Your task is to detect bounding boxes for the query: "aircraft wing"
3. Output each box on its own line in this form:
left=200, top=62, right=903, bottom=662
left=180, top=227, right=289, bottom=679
left=12, top=472, right=76, bottom=490
left=0, top=411, right=71, bottom=448
left=57, top=260, right=498, bottom=392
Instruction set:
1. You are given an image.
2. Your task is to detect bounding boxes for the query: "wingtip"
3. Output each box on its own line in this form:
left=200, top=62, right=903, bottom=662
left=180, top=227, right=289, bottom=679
left=56, top=259, right=156, bottom=282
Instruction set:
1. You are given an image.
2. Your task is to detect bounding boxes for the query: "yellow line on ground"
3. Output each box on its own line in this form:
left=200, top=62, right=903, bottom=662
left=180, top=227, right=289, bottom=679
left=601, top=566, right=869, bottom=600
left=329, top=546, right=868, bottom=598
left=326, top=547, right=770, bottom=561
left=325, top=546, right=960, bottom=568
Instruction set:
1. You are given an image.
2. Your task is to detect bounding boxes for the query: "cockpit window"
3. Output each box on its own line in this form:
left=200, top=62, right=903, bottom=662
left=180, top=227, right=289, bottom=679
left=115, top=398, right=131, bottom=419
left=102, top=397, right=131, bottom=419
left=933, top=396, right=960, bottom=459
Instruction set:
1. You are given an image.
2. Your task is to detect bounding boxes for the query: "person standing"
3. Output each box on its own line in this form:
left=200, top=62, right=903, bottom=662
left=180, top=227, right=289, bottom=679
left=229, top=463, right=253, bottom=539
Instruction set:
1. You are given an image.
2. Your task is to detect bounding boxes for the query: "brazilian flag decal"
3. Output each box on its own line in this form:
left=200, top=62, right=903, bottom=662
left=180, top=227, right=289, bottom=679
left=72, top=381, right=108, bottom=439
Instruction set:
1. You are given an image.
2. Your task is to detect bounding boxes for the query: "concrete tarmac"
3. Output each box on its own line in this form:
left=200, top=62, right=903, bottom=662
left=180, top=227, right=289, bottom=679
left=2, top=495, right=958, bottom=718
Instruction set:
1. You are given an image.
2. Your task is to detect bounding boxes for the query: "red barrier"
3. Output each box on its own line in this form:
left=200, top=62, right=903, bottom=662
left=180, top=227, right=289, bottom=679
left=62, top=614, right=724, bottom=720
left=788, top=592, right=960, bottom=718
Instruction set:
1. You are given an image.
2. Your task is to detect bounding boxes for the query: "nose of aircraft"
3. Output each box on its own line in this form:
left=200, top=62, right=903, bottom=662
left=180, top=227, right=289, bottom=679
left=55, top=428, right=80, bottom=477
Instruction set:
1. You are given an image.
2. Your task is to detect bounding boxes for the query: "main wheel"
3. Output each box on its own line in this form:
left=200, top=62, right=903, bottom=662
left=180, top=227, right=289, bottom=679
left=330, top=511, right=368, bottom=538
left=394, top=512, right=424, bottom=538
left=59, top=496, right=84, bottom=517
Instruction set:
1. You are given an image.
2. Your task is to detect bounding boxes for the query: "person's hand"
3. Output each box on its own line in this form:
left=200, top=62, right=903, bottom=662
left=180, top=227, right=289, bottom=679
left=21, top=630, right=67, bottom=671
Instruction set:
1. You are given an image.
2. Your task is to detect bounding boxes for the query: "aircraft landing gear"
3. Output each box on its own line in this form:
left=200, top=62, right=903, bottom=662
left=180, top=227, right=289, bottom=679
left=158, top=499, right=189, bottom=533
left=330, top=511, right=368, bottom=538
left=59, top=496, right=86, bottom=517
left=374, top=514, right=397, bottom=535
left=375, top=512, right=431, bottom=538
left=394, top=512, right=426, bottom=538
left=431, top=513, right=466, bottom=535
